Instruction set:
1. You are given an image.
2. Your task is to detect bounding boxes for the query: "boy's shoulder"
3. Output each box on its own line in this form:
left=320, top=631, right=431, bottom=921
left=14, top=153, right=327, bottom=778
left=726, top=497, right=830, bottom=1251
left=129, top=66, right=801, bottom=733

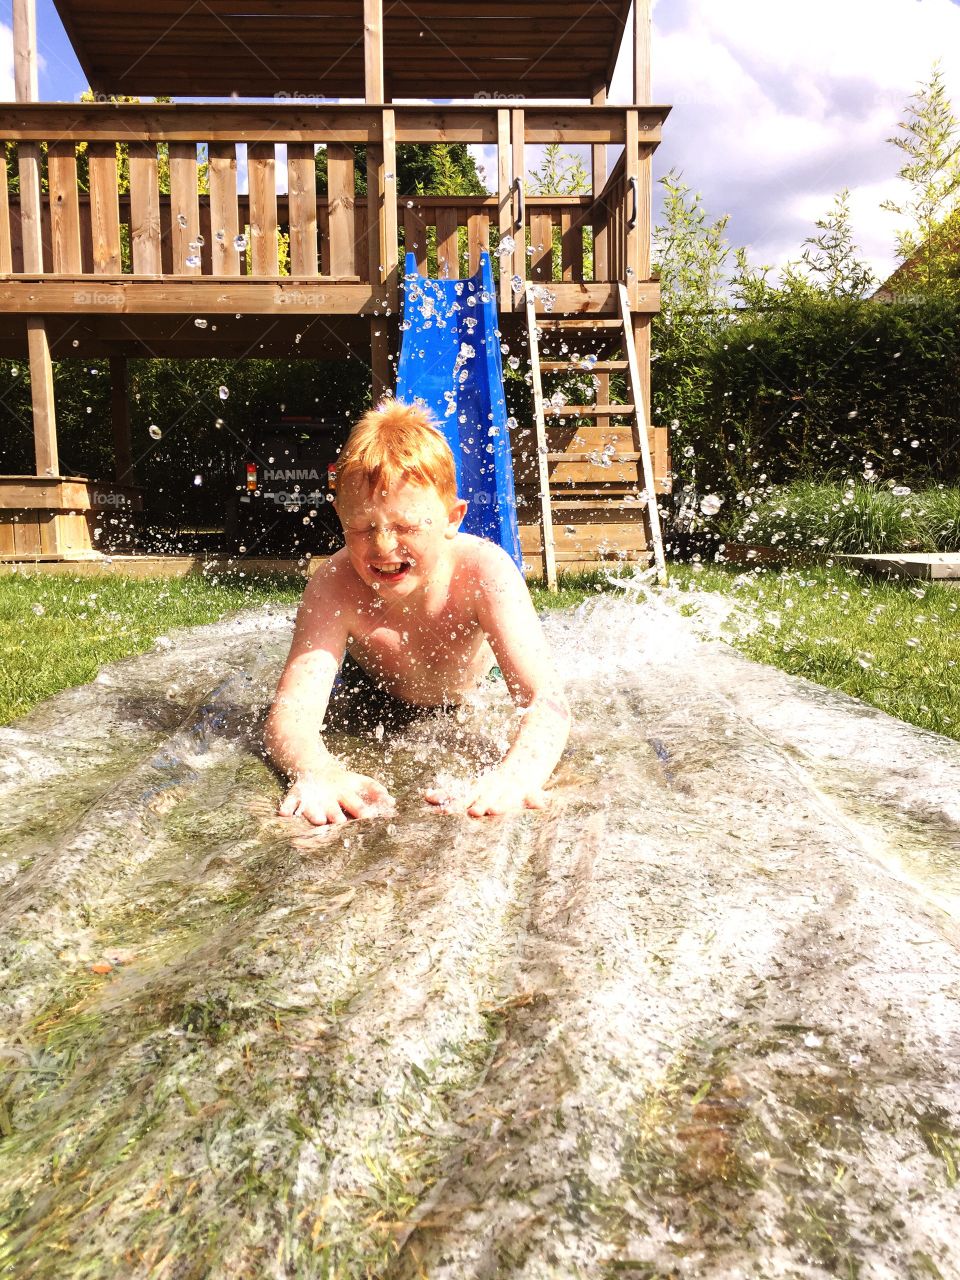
left=452, top=532, right=518, bottom=578
left=303, top=549, right=361, bottom=605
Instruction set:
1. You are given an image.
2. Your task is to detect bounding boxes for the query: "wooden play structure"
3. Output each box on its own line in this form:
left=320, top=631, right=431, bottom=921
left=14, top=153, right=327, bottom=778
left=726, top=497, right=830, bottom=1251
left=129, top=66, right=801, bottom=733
left=0, top=0, right=671, bottom=576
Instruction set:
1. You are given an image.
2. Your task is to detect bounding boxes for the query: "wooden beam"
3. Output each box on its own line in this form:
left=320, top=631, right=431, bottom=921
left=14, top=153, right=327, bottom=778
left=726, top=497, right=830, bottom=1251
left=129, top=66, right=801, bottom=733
left=511, top=107, right=525, bottom=313
left=109, top=356, right=135, bottom=485
left=0, top=103, right=667, bottom=145
left=364, top=0, right=384, bottom=104
left=0, top=151, right=11, bottom=274
left=13, top=0, right=38, bottom=103
left=287, top=143, right=319, bottom=276
left=634, top=0, right=652, bottom=103
left=129, top=145, right=162, bottom=275
left=168, top=142, right=201, bottom=276
left=382, top=109, right=398, bottom=309
left=47, top=142, right=82, bottom=274
left=327, top=144, right=356, bottom=278
left=248, top=143, right=279, bottom=277
left=0, top=278, right=376, bottom=314
left=208, top=144, right=241, bottom=275
left=27, top=316, right=58, bottom=479
left=497, top=109, right=513, bottom=313
left=88, top=141, right=122, bottom=274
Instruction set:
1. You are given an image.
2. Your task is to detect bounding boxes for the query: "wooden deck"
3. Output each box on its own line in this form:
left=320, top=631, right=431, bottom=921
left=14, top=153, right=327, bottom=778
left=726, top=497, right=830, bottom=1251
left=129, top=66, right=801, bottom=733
left=2, top=0, right=669, bottom=572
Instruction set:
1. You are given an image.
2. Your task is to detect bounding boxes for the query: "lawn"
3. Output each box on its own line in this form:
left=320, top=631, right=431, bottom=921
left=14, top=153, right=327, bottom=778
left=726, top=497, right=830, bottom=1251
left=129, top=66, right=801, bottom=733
left=667, top=562, right=959, bottom=740
left=0, top=563, right=955, bottom=742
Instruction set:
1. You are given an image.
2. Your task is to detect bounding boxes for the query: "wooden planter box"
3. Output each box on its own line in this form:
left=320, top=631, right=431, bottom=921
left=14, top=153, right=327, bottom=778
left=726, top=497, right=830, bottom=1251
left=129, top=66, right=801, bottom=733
left=0, top=477, right=142, bottom=560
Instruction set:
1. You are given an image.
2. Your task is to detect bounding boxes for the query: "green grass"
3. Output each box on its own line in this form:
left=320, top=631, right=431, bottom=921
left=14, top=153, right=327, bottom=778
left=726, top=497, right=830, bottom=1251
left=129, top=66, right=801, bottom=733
left=2, top=564, right=956, bottom=745
left=0, top=571, right=303, bottom=724
left=670, top=562, right=960, bottom=740
left=727, top=482, right=960, bottom=554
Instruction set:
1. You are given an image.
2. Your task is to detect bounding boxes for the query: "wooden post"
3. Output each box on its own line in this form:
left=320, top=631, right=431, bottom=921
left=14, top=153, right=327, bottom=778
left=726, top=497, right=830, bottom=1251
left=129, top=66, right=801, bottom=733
left=364, top=0, right=384, bottom=105
left=110, top=357, right=134, bottom=485
left=633, top=0, right=653, bottom=438
left=590, top=85, right=611, bottom=409
left=382, top=109, right=398, bottom=311
left=511, top=108, right=525, bottom=311
left=497, top=109, right=513, bottom=313
left=15, top=0, right=60, bottom=538
left=365, top=54, right=391, bottom=396
left=13, top=0, right=38, bottom=103
left=26, top=317, right=58, bottom=479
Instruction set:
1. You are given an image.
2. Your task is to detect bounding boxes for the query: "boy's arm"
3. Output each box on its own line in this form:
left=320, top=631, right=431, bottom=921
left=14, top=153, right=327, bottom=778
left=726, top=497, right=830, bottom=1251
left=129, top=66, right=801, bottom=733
left=427, top=545, right=570, bottom=817
left=265, top=563, right=392, bottom=824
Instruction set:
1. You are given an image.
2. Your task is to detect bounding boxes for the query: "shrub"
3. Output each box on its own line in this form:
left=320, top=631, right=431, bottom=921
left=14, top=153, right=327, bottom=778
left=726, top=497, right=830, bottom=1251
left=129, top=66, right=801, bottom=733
left=727, top=481, right=960, bottom=553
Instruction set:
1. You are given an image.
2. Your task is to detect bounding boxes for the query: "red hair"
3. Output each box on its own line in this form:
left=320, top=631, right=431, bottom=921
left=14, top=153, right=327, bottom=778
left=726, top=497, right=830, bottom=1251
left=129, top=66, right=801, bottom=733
left=336, top=400, right=458, bottom=504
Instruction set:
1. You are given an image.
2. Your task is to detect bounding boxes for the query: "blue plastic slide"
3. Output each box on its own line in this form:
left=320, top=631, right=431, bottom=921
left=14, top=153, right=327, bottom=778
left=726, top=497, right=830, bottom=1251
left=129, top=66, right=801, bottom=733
left=396, top=250, right=523, bottom=570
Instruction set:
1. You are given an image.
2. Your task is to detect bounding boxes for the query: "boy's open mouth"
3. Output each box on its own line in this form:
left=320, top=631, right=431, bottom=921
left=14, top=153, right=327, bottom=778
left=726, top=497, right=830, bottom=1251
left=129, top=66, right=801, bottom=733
left=369, top=561, right=412, bottom=581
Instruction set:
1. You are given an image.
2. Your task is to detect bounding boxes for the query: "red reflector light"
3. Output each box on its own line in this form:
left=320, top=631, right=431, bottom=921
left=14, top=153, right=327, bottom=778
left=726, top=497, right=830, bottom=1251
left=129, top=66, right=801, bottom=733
left=246, top=463, right=257, bottom=490
left=327, top=464, right=337, bottom=491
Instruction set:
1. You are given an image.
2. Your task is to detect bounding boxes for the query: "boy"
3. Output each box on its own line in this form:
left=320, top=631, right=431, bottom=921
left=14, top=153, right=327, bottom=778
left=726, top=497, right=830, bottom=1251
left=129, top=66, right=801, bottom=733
left=264, top=400, right=570, bottom=824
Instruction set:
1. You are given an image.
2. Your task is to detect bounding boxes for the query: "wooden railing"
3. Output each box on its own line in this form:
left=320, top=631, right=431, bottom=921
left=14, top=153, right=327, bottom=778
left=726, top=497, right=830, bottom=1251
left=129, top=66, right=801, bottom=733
left=0, top=103, right=665, bottom=312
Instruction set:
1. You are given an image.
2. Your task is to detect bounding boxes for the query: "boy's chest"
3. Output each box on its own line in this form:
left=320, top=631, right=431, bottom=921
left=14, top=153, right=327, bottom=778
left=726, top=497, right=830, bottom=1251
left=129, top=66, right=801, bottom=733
left=353, top=609, right=481, bottom=671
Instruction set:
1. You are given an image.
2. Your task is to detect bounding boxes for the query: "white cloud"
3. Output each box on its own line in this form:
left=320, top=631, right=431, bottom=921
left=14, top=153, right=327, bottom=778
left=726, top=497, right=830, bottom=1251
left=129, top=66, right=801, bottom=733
left=609, top=0, right=960, bottom=283
left=0, top=23, right=15, bottom=99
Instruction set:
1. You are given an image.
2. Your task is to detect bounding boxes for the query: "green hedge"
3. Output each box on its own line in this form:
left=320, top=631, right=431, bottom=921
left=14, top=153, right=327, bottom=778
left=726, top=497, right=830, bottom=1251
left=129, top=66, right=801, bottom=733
left=654, top=296, right=960, bottom=498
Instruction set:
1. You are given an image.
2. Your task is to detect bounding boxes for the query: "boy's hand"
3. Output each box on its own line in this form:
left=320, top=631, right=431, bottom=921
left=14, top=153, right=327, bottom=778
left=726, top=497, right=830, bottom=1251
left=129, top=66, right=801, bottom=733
left=279, top=769, right=394, bottom=826
left=424, top=769, right=548, bottom=818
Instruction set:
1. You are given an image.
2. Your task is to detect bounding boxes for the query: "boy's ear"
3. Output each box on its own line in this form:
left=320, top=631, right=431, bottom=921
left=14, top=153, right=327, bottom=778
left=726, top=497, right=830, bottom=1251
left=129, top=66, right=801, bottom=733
left=446, top=498, right=469, bottom=537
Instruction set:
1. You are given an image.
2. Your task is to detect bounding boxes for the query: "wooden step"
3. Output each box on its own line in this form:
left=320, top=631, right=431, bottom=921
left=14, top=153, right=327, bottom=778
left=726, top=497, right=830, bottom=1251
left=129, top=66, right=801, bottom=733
left=539, top=360, right=628, bottom=372
left=545, top=451, right=641, bottom=462
left=545, top=404, right=635, bottom=416
left=537, top=318, right=623, bottom=329
left=547, top=499, right=647, bottom=510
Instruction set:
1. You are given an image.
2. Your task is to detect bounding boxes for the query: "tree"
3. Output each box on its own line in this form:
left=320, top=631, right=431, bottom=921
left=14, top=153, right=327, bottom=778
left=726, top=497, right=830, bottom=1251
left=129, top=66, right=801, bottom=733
left=314, top=143, right=484, bottom=197
left=881, top=61, right=960, bottom=295
left=653, top=169, right=730, bottom=341
left=526, top=144, right=589, bottom=196
left=800, top=188, right=875, bottom=297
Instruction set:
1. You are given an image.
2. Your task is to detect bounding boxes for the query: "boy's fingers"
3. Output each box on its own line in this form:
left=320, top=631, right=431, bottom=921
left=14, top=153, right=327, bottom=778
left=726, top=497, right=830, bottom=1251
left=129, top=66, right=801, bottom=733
left=524, top=789, right=549, bottom=809
left=339, top=790, right=371, bottom=819
left=278, top=791, right=302, bottom=816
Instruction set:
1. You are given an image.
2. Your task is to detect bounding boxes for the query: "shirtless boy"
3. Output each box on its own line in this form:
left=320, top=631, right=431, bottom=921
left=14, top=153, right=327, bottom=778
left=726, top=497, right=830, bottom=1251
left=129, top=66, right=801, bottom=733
left=264, top=400, right=570, bottom=824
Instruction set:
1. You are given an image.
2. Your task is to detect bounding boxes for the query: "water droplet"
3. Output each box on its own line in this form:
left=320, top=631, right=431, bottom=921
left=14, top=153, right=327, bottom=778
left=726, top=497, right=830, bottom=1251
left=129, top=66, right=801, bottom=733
left=193, top=474, right=203, bottom=486
left=149, top=424, right=162, bottom=440
left=31, top=602, right=45, bottom=616
left=683, top=445, right=695, bottom=458
left=218, top=385, right=229, bottom=400
left=511, top=274, right=524, bottom=294
left=194, top=318, right=208, bottom=329
left=892, top=484, right=911, bottom=496
left=177, top=212, right=188, bottom=228
left=185, top=255, right=201, bottom=268
left=496, top=235, right=515, bottom=257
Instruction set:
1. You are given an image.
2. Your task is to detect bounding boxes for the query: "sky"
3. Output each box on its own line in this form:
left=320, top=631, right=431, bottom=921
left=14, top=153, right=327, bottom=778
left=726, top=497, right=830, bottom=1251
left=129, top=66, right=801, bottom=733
left=3, top=0, right=960, bottom=286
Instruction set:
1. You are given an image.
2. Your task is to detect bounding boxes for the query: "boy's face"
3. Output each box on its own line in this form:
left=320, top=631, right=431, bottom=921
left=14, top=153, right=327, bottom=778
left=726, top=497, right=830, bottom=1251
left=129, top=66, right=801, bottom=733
left=335, top=477, right=468, bottom=598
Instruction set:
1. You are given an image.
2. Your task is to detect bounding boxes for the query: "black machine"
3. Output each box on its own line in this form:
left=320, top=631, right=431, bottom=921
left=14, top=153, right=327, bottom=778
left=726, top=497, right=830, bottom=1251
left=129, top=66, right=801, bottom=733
left=226, top=417, right=345, bottom=554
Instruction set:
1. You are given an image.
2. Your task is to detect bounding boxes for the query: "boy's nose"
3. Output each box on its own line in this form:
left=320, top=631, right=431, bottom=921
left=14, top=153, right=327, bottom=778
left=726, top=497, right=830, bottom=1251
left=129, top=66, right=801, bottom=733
left=371, top=527, right=398, bottom=555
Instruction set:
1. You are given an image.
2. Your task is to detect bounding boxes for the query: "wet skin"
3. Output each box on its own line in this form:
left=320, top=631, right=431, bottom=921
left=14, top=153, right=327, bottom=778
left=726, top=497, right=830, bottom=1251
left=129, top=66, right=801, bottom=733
left=264, top=477, right=570, bottom=825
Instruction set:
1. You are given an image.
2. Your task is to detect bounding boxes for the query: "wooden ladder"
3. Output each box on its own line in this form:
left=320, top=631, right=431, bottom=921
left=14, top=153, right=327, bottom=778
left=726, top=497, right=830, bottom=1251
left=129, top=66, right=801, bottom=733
left=523, top=286, right=668, bottom=589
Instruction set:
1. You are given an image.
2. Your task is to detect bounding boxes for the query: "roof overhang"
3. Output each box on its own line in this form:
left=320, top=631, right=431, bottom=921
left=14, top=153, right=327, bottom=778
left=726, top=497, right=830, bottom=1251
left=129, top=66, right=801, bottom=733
left=52, top=0, right=632, bottom=101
